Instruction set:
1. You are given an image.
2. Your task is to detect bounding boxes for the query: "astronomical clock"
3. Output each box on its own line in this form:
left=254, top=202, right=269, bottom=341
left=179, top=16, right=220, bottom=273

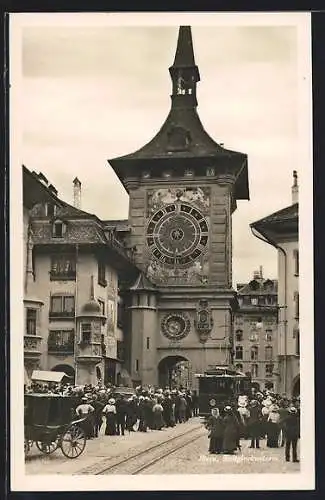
left=145, top=187, right=210, bottom=285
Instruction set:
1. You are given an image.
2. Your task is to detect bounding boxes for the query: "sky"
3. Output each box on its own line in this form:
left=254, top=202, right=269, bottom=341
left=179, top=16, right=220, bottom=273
left=16, top=14, right=311, bottom=286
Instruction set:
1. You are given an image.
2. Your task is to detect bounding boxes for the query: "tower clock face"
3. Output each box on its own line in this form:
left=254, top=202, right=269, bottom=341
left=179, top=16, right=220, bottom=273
left=146, top=202, right=209, bottom=267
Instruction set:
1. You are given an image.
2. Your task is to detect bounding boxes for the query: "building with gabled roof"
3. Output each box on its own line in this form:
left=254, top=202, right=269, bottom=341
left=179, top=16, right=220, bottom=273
left=250, top=171, right=299, bottom=397
left=23, top=165, right=140, bottom=386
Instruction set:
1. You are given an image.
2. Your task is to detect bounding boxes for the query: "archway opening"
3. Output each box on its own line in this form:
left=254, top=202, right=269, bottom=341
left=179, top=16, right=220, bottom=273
left=158, top=356, right=192, bottom=390
left=51, top=364, right=75, bottom=384
left=292, top=376, right=300, bottom=397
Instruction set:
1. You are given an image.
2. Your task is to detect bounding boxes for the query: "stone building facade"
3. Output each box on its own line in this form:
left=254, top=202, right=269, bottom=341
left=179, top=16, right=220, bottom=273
left=23, top=166, right=138, bottom=386
left=250, top=172, right=299, bottom=397
left=108, top=26, right=250, bottom=388
left=23, top=26, right=251, bottom=389
left=234, top=269, right=279, bottom=392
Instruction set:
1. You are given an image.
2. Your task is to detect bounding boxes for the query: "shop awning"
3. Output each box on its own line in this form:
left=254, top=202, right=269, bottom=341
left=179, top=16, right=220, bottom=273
left=31, top=370, right=72, bottom=383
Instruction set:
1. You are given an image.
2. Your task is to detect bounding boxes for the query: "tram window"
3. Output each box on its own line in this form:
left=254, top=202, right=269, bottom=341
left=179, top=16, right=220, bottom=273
left=199, top=378, right=231, bottom=394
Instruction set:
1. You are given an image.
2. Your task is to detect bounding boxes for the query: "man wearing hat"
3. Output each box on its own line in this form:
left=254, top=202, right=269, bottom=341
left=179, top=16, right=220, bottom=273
left=248, top=400, right=262, bottom=449
left=75, top=397, right=95, bottom=439
left=282, top=406, right=300, bottom=462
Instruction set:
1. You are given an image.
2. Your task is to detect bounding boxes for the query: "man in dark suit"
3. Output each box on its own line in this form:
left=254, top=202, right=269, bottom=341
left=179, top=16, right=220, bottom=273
left=282, top=406, right=300, bottom=462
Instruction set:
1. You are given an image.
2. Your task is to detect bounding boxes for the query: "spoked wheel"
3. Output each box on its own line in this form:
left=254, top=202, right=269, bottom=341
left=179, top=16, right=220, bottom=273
left=278, top=429, right=284, bottom=447
left=60, top=425, right=86, bottom=459
left=36, top=440, right=58, bottom=455
left=24, top=439, right=33, bottom=456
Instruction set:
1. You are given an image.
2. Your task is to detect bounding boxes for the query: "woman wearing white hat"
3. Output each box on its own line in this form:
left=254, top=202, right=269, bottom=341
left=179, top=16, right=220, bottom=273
left=103, top=398, right=117, bottom=436
left=266, top=404, right=280, bottom=447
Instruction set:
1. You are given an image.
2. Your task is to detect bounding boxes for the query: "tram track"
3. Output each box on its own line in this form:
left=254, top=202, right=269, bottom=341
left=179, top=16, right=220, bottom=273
left=76, top=424, right=205, bottom=475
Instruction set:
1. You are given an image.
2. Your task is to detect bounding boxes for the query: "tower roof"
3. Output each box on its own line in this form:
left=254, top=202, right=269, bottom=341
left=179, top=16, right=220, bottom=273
left=130, top=272, right=157, bottom=292
left=80, top=276, right=105, bottom=318
left=108, top=26, right=249, bottom=201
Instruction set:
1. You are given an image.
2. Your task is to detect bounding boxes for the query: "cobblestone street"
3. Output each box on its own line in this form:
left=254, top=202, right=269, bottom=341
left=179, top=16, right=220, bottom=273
left=25, top=418, right=300, bottom=475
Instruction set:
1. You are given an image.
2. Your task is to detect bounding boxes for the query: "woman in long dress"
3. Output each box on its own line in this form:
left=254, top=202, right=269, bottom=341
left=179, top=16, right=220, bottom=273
left=103, top=398, right=117, bottom=436
left=266, top=404, right=281, bottom=447
left=152, top=399, right=164, bottom=430
left=206, top=408, right=225, bottom=454
left=222, top=406, right=239, bottom=454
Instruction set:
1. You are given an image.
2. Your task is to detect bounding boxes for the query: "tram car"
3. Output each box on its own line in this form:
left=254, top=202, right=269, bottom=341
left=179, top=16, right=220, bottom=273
left=195, top=366, right=252, bottom=416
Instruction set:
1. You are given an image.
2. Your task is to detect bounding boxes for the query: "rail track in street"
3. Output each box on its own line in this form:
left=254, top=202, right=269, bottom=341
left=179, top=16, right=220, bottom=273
left=76, top=424, right=205, bottom=475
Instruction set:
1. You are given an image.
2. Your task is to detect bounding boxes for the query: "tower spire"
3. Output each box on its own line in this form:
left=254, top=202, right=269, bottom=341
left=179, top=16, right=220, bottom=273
left=169, top=26, right=200, bottom=108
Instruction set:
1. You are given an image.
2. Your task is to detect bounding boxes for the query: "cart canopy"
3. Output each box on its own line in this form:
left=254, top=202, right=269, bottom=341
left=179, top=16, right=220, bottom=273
left=31, top=370, right=72, bottom=383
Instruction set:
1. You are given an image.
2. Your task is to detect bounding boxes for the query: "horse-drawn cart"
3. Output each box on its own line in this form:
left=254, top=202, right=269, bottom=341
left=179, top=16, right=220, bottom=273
left=24, top=393, right=87, bottom=459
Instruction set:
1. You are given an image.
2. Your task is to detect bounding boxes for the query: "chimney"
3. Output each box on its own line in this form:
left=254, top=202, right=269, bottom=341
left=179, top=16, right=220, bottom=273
left=292, top=170, right=298, bottom=205
left=73, top=177, right=81, bottom=209
left=259, top=265, right=263, bottom=279
left=253, top=270, right=260, bottom=280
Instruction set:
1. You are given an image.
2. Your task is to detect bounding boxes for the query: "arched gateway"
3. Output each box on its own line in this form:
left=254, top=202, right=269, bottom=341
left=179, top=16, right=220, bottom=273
left=51, top=364, right=75, bottom=383
left=158, top=356, right=192, bottom=389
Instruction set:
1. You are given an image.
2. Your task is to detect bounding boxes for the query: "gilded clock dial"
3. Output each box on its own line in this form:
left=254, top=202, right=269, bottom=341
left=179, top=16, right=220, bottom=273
left=146, top=202, right=209, bottom=267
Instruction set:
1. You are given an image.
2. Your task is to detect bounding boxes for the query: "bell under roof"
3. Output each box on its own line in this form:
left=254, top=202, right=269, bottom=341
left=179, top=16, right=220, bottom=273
left=108, top=26, right=249, bottom=201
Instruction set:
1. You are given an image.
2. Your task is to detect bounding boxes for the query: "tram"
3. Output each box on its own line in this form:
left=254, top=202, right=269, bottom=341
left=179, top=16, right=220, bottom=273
left=195, top=365, right=252, bottom=416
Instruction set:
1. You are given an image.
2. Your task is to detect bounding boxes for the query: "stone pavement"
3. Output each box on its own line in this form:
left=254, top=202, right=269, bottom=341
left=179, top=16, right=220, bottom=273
left=25, top=417, right=300, bottom=475
left=25, top=418, right=202, bottom=475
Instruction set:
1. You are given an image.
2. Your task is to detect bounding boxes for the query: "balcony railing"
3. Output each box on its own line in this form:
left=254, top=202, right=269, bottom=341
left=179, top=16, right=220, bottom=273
left=24, top=335, right=42, bottom=357
left=50, top=271, right=76, bottom=281
left=48, top=342, right=74, bottom=354
left=77, top=342, right=102, bottom=362
left=49, top=311, right=75, bottom=319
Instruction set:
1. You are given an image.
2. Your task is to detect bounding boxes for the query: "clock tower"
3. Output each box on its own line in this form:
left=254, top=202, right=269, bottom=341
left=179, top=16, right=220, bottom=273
left=108, top=26, right=249, bottom=388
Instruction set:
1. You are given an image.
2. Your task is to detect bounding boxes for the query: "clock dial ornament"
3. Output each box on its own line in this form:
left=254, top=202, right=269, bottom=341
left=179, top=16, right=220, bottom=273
left=146, top=202, right=209, bottom=268
left=161, top=313, right=191, bottom=340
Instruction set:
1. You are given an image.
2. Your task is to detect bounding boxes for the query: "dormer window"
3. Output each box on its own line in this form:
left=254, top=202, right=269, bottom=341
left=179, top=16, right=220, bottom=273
left=53, top=220, right=66, bottom=238
left=45, top=203, right=57, bottom=217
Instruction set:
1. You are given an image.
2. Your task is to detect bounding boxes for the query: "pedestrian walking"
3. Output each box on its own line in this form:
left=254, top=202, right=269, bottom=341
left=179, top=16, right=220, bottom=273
left=282, top=406, right=300, bottom=462
left=222, top=406, right=239, bottom=455
left=115, top=395, right=128, bottom=436
left=152, top=399, right=164, bottom=430
left=103, top=398, right=117, bottom=436
left=75, top=397, right=95, bottom=440
left=248, top=400, right=262, bottom=449
left=206, top=408, right=224, bottom=454
left=192, top=390, right=199, bottom=416
left=266, top=404, right=281, bottom=448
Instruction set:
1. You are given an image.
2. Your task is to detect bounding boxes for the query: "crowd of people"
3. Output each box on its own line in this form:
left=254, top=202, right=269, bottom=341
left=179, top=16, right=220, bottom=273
left=206, top=389, right=300, bottom=462
left=25, top=382, right=300, bottom=463
left=25, top=381, right=199, bottom=438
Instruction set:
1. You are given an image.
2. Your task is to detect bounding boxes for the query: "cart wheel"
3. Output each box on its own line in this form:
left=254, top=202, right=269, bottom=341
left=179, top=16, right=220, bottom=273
left=36, top=440, right=58, bottom=454
left=278, top=429, right=284, bottom=447
left=60, top=425, right=86, bottom=459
